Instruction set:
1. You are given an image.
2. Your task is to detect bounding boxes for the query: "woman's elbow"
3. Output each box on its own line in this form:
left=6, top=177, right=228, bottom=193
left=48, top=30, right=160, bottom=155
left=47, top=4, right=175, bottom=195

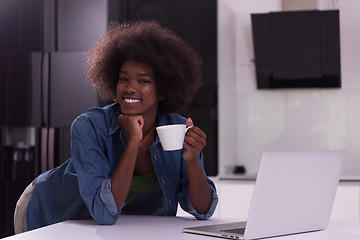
left=95, top=216, right=117, bottom=225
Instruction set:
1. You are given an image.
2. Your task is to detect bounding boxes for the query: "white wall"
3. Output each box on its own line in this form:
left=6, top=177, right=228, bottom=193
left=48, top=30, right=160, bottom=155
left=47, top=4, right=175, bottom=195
left=218, top=0, right=360, bottom=177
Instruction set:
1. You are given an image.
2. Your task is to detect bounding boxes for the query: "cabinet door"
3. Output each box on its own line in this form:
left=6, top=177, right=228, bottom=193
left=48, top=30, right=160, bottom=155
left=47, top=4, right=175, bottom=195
left=57, top=0, right=107, bottom=51
left=213, top=180, right=360, bottom=221
left=0, top=0, right=44, bottom=52
left=331, top=183, right=360, bottom=221
left=217, top=180, right=254, bottom=219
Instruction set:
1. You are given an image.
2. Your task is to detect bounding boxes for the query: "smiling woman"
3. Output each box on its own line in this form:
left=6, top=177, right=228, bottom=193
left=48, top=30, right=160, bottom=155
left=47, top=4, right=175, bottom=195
left=13, top=20, right=218, bottom=234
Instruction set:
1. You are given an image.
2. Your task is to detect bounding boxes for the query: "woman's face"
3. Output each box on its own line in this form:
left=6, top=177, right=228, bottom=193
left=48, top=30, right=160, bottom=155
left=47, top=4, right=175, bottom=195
left=116, top=59, right=160, bottom=117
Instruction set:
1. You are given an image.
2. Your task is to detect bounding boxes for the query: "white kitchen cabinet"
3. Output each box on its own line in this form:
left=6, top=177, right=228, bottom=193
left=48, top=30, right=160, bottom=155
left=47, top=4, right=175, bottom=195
left=331, top=182, right=360, bottom=221
left=177, top=179, right=360, bottom=221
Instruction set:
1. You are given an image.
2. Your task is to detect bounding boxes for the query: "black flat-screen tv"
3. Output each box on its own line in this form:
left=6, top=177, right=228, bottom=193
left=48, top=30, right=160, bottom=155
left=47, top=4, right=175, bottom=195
left=251, top=10, right=341, bottom=88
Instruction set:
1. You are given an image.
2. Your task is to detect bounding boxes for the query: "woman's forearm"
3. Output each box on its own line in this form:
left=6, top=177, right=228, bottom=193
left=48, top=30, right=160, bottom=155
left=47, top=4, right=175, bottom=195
left=186, top=157, right=212, bottom=214
left=110, top=140, right=140, bottom=210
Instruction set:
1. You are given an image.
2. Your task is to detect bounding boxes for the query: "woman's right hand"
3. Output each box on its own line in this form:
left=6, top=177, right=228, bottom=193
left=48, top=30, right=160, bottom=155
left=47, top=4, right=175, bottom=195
left=118, top=114, right=144, bottom=144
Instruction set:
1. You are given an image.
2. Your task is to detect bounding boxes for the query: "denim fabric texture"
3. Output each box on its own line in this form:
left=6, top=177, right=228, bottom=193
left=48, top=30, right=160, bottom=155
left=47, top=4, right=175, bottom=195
left=26, top=103, right=218, bottom=231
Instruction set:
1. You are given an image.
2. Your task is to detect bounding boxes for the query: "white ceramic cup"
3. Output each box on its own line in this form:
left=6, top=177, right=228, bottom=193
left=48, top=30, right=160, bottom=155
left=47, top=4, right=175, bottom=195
left=156, top=124, right=192, bottom=151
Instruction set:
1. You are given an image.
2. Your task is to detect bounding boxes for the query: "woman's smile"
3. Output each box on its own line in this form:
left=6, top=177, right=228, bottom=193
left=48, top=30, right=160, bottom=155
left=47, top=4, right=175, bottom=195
left=123, top=98, right=141, bottom=104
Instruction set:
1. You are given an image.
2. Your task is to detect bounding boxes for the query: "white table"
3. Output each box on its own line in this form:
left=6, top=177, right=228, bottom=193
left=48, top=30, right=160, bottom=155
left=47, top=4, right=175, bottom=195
left=3, top=215, right=360, bottom=240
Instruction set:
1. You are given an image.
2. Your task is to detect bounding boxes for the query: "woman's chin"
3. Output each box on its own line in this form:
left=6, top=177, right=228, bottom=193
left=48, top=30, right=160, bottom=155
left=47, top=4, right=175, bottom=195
left=120, top=108, right=141, bottom=115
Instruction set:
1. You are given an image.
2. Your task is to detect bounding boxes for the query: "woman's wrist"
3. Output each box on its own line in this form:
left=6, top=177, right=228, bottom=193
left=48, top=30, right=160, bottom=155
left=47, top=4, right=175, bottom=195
left=184, top=155, right=200, bottom=166
left=126, top=138, right=141, bottom=148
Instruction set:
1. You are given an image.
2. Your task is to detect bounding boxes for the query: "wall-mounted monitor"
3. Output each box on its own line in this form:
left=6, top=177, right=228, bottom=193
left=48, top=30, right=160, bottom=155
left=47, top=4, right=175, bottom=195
left=251, top=10, right=341, bottom=88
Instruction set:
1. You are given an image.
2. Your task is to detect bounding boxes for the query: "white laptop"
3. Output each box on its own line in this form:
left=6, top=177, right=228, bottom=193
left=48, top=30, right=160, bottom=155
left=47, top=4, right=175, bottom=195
left=184, top=150, right=344, bottom=240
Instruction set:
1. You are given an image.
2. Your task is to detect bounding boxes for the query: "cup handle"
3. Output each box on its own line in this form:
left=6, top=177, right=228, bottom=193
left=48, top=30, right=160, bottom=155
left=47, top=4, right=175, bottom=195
left=185, top=126, right=193, bottom=133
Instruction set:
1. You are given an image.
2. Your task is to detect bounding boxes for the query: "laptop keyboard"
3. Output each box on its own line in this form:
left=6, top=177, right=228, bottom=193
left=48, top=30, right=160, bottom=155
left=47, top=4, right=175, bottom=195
left=220, top=228, right=246, bottom=235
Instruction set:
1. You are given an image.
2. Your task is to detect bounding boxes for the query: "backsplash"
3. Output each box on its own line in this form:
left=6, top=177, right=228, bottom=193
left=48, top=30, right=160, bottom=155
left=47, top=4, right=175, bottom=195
left=233, top=89, right=359, bottom=176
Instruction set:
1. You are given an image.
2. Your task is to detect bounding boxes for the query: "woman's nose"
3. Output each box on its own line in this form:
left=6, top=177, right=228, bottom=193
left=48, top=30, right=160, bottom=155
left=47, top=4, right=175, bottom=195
left=125, top=79, right=137, bottom=93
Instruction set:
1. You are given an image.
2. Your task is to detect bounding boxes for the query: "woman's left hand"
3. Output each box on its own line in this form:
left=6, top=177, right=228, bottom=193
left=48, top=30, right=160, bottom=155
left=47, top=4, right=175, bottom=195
left=183, top=118, right=207, bottom=162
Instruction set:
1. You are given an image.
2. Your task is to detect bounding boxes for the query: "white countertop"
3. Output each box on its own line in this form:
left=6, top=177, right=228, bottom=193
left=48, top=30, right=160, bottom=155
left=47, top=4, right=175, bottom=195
left=3, top=215, right=360, bottom=240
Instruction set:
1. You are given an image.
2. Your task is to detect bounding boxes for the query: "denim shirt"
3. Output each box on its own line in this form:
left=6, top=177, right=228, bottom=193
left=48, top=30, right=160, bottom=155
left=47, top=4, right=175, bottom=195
left=26, top=103, right=218, bottom=231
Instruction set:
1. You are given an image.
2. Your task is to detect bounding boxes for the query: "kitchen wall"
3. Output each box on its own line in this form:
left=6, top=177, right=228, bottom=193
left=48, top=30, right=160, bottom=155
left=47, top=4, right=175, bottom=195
left=218, top=0, right=360, bottom=178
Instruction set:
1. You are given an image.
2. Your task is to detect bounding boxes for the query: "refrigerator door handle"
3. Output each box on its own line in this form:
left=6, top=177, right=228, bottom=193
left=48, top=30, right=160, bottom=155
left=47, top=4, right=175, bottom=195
left=41, top=128, right=48, bottom=173
left=48, top=127, right=55, bottom=170
left=40, top=127, right=56, bottom=172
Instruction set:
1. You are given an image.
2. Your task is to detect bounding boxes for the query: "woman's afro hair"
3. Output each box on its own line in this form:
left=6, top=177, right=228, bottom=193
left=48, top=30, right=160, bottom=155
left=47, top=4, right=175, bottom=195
left=86, top=20, right=203, bottom=113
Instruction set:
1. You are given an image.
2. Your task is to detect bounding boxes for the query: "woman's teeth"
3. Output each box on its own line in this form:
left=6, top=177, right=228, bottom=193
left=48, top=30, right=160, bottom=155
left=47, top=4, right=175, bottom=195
left=124, top=98, right=141, bottom=103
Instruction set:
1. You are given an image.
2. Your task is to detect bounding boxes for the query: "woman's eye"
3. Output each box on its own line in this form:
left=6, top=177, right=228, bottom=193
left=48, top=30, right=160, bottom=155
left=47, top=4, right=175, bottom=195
left=139, top=79, right=150, bottom=84
left=118, top=77, right=128, bottom=82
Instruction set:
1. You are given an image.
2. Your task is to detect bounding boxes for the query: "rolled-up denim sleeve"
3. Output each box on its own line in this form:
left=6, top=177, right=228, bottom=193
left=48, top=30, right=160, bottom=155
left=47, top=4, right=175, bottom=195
left=99, top=178, right=123, bottom=216
left=186, top=180, right=218, bottom=220
left=71, top=115, right=121, bottom=225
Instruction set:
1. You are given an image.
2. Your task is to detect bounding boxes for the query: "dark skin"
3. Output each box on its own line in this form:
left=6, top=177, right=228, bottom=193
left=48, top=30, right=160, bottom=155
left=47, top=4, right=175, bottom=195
left=110, top=59, right=212, bottom=214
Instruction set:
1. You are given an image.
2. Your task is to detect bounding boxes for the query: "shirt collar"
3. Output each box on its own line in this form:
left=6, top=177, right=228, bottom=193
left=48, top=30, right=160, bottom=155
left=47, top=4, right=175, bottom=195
left=108, top=103, right=122, bottom=136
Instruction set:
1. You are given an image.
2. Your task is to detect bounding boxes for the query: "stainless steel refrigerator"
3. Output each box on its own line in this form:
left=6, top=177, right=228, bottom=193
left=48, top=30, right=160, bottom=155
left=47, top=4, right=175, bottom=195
left=0, top=51, right=98, bottom=236
left=0, top=0, right=107, bottom=236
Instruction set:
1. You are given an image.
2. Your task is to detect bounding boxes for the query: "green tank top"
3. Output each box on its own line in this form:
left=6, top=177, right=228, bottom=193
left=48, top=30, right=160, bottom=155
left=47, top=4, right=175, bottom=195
left=125, top=168, right=158, bottom=205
